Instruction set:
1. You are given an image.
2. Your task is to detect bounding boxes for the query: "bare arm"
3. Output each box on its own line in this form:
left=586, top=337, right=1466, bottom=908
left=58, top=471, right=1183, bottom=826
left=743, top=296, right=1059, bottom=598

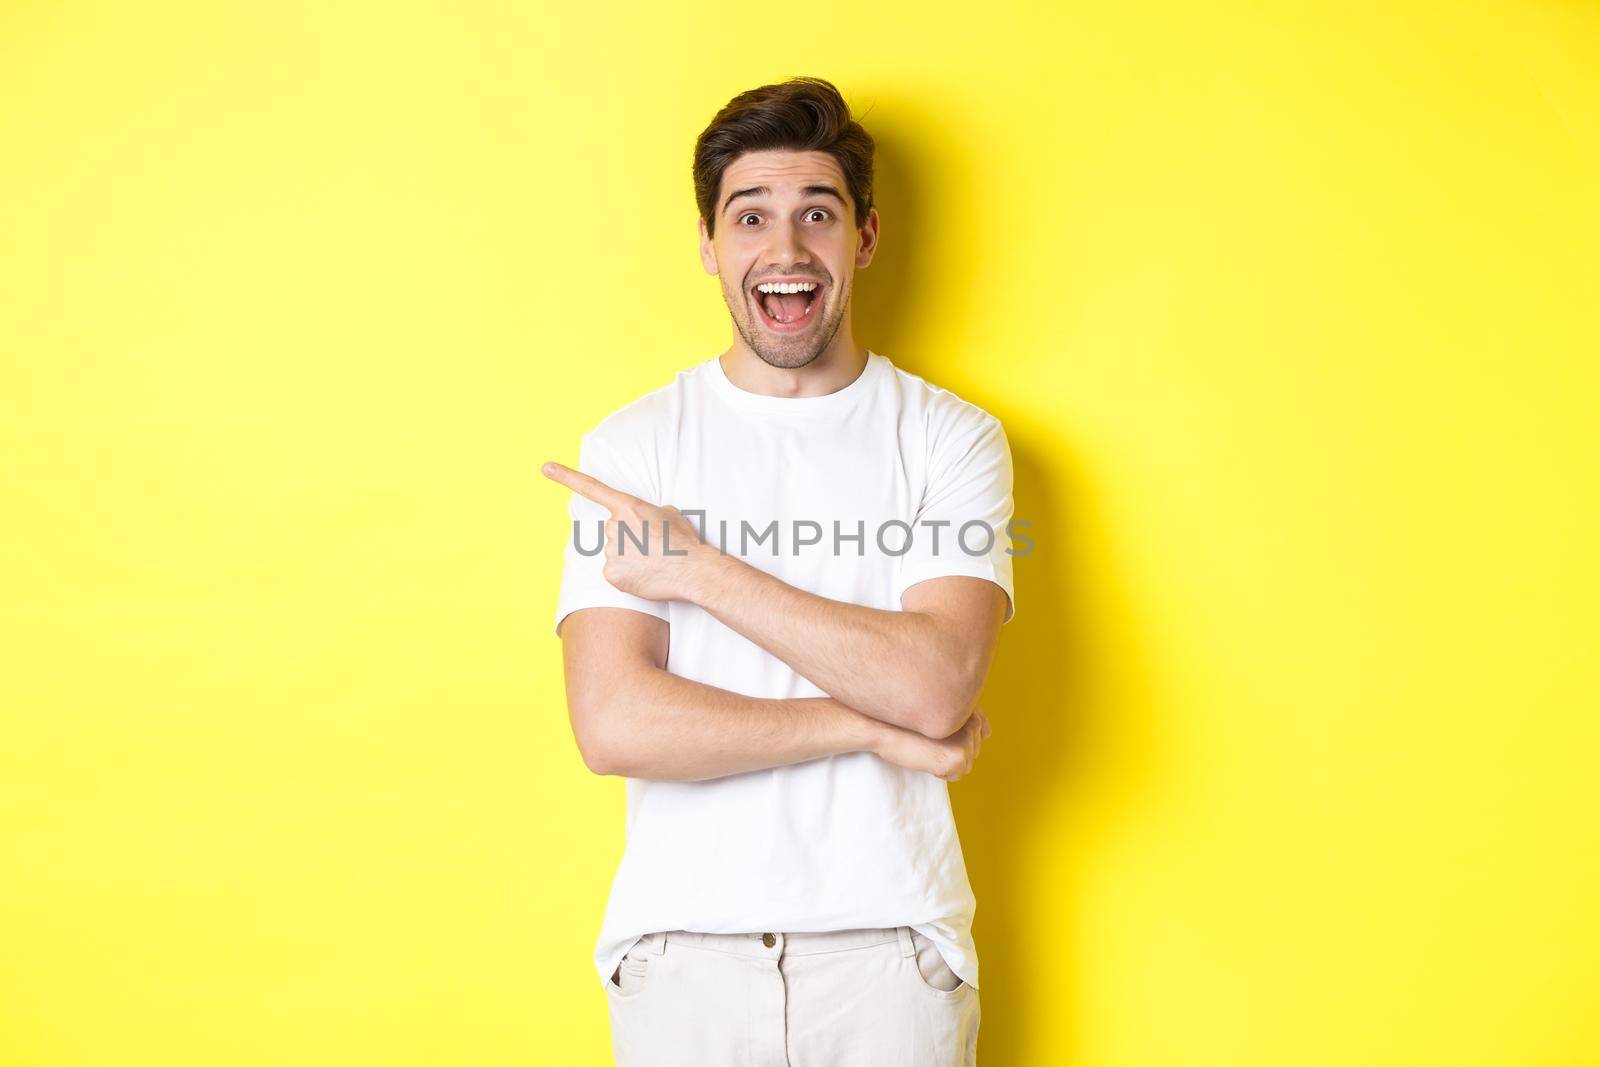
left=559, top=606, right=990, bottom=782
left=687, top=559, right=1008, bottom=740
left=541, top=459, right=1009, bottom=743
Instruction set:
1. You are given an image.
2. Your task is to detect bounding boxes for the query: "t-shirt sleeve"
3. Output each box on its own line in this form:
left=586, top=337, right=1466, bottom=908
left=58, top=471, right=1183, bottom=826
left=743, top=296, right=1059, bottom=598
left=893, top=412, right=1017, bottom=625
left=553, top=427, right=672, bottom=638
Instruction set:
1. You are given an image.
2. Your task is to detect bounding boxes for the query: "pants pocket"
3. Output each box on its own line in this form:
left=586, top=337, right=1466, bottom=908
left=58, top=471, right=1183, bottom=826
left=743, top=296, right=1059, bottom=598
left=908, top=928, right=967, bottom=994
left=607, top=936, right=653, bottom=998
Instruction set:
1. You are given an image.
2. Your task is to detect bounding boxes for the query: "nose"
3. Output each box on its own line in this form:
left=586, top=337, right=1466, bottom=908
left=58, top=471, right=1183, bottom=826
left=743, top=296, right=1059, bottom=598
left=766, top=216, right=807, bottom=269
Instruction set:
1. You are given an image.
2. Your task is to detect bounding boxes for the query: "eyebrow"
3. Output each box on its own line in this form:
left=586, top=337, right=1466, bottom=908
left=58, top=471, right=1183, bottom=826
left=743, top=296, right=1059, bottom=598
left=721, top=184, right=847, bottom=215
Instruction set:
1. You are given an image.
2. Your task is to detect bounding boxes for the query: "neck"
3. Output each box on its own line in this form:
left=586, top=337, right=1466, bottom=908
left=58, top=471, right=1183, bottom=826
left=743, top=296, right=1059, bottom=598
left=720, top=334, right=869, bottom=399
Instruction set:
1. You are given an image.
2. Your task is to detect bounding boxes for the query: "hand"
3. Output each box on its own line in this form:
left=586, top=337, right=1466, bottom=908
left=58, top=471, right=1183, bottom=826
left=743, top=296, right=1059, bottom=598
left=542, top=460, right=722, bottom=603
left=871, top=707, right=992, bottom=781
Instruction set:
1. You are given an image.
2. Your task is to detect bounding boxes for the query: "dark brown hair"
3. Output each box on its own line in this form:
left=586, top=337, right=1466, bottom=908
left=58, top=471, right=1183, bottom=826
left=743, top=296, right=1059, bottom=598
left=693, top=76, right=875, bottom=238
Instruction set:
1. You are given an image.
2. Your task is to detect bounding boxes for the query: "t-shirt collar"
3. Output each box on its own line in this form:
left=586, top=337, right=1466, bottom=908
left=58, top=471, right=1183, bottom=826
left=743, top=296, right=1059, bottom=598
left=705, top=350, right=884, bottom=415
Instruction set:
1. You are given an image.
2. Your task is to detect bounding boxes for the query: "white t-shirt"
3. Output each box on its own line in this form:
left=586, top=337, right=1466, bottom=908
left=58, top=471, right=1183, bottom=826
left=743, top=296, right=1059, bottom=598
left=554, top=349, right=1016, bottom=992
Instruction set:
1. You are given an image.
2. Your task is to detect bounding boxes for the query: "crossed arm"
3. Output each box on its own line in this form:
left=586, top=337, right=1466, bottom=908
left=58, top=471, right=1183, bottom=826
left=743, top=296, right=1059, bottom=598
left=545, top=460, right=1008, bottom=780
left=688, top=552, right=1006, bottom=738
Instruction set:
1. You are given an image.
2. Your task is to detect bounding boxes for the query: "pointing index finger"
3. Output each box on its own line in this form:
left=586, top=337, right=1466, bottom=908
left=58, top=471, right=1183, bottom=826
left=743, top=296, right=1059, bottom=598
left=541, top=461, right=637, bottom=512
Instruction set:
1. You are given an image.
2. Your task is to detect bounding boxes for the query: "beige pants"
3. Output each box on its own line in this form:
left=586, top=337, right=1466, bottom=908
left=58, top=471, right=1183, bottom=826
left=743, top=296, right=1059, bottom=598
left=605, top=925, right=979, bottom=1065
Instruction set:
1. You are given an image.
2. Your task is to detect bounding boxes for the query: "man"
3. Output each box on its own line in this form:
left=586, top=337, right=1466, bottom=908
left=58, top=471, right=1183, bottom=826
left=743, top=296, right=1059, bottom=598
left=543, top=76, right=1015, bottom=1066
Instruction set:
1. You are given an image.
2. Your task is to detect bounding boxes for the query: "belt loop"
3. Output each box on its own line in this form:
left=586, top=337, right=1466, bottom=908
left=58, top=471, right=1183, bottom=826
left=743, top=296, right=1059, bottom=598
left=645, top=931, right=666, bottom=955
left=896, top=926, right=916, bottom=957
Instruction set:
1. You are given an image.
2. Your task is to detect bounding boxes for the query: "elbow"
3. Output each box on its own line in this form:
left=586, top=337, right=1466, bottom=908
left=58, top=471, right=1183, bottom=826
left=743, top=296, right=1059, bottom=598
left=914, top=672, right=983, bottom=740
left=906, top=626, right=991, bottom=737
left=561, top=625, right=663, bottom=777
left=574, top=710, right=641, bottom=776
left=919, top=699, right=973, bottom=740
left=568, top=694, right=633, bottom=777
left=578, top=737, right=621, bottom=777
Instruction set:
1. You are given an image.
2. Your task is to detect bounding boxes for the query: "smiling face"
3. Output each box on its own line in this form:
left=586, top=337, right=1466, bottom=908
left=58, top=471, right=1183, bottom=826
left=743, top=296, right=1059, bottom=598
left=699, top=149, right=879, bottom=371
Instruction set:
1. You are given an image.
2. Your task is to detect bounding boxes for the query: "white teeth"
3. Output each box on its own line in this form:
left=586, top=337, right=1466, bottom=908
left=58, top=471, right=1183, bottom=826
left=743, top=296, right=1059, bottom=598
left=755, top=281, right=819, bottom=294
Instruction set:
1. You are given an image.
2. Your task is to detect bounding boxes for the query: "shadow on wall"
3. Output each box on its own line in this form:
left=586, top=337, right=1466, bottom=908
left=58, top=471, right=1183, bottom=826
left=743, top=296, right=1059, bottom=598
left=852, top=113, right=1167, bottom=1066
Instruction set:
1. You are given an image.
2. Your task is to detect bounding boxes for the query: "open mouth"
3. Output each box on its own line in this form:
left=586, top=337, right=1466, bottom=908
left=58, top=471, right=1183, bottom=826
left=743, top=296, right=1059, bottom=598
left=751, top=281, right=823, bottom=333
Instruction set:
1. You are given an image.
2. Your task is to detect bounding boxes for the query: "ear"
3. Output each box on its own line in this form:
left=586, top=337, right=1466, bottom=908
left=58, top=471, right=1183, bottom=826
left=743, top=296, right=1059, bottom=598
left=854, top=206, right=880, bottom=270
left=698, top=216, right=719, bottom=275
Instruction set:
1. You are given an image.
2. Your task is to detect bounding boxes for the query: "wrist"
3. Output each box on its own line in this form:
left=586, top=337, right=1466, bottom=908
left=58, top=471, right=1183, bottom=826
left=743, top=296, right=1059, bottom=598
left=684, top=543, right=739, bottom=605
left=851, top=707, right=892, bottom=756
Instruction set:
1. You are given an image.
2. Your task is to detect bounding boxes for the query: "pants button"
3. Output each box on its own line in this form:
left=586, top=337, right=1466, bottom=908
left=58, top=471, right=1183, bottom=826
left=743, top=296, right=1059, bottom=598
left=762, top=932, right=776, bottom=947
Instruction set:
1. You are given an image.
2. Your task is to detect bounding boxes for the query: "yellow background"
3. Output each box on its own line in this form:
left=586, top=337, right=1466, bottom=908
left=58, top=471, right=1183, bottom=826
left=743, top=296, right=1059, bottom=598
left=3, top=2, right=1597, bottom=1064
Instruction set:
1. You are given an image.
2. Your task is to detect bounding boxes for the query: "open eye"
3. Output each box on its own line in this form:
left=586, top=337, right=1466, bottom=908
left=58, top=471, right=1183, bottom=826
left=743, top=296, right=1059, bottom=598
left=805, top=208, right=832, bottom=222
left=738, top=212, right=761, bottom=226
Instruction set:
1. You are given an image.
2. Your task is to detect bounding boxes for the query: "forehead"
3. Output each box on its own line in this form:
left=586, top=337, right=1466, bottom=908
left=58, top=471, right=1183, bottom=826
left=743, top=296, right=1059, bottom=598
left=718, top=149, right=846, bottom=201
